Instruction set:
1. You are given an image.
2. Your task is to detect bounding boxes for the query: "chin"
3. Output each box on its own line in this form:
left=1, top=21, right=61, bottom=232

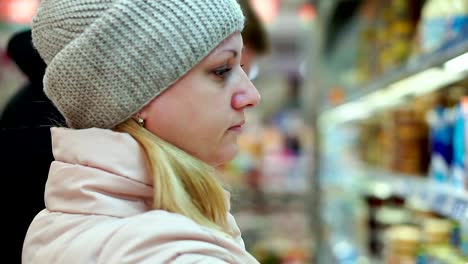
left=208, top=147, right=239, bottom=167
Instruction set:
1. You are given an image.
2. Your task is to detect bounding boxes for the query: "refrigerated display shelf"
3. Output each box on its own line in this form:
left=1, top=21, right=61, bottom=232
left=356, top=40, right=467, bottom=99
left=321, top=40, right=468, bottom=113
left=363, top=169, right=468, bottom=221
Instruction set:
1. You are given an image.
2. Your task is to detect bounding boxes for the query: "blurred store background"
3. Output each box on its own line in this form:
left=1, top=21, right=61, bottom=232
left=315, top=0, right=468, bottom=263
left=1, top=0, right=467, bottom=263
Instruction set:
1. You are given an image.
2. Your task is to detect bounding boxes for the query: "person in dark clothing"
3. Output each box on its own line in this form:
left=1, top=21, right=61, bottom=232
left=1, top=29, right=64, bottom=128
left=238, top=0, right=270, bottom=77
left=0, top=29, right=64, bottom=264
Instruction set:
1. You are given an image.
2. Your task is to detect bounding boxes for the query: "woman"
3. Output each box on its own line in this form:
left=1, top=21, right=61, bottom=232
left=22, top=0, right=261, bottom=263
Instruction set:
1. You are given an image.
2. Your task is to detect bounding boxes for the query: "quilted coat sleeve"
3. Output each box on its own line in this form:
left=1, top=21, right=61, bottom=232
left=97, top=210, right=258, bottom=264
left=172, top=254, right=230, bottom=263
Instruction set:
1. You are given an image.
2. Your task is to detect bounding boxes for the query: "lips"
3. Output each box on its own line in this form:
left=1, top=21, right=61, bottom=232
left=228, top=120, right=245, bottom=132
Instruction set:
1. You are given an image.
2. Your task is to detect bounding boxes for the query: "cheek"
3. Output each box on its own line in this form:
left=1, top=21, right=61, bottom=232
left=142, top=97, right=220, bottom=159
left=141, top=76, right=237, bottom=164
left=142, top=94, right=187, bottom=142
left=177, top=109, right=236, bottom=165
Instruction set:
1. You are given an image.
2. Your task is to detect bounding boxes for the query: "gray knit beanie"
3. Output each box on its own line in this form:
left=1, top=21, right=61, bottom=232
left=32, top=0, right=244, bottom=129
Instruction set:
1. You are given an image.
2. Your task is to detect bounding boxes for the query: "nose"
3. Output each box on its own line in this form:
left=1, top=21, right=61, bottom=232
left=231, top=72, right=261, bottom=110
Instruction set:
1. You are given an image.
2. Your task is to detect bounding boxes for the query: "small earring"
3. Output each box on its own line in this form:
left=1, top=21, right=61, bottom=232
left=137, top=114, right=145, bottom=127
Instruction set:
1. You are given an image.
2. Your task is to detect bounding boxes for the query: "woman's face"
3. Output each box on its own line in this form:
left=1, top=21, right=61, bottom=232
left=140, top=32, right=260, bottom=166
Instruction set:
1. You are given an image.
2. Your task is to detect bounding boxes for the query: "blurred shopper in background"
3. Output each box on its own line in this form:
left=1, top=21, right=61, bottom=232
left=22, top=0, right=261, bottom=263
left=0, top=29, right=64, bottom=264
left=238, top=0, right=270, bottom=78
left=0, top=29, right=63, bottom=129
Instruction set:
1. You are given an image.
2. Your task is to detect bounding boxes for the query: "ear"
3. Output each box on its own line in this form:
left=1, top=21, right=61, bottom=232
left=133, top=107, right=149, bottom=120
left=132, top=113, right=141, bottom=120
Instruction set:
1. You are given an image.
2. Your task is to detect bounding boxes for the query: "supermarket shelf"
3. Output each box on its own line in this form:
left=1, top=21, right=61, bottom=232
left=319, top=40, right=468, bottom=126
left=362, top=168, right=468, bottom=221
left=346, top=40, right=468, bottom=105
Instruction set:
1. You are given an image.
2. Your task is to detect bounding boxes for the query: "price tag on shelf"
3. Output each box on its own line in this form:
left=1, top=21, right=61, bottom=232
left=451, top=198, right=468, bottom=221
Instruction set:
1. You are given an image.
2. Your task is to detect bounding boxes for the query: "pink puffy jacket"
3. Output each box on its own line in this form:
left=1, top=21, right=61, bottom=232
left=22, top=127, right=259, bottom=264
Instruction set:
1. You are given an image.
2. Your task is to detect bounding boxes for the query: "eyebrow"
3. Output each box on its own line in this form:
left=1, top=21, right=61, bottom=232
left=222, top=47, right=245, bottom=58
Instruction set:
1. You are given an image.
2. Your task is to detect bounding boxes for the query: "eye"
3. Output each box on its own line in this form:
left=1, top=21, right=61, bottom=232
left=212, top=66, right=232, bottom=78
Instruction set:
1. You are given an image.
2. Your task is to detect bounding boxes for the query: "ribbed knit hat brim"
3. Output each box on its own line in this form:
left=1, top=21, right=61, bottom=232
left=32, top=0, right=244, bottom=129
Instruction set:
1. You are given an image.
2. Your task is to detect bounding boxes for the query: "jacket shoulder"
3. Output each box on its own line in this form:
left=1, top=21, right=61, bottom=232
left=23, top=210, right=255, bottom=264
left=99, top=210, right=243, bottom=263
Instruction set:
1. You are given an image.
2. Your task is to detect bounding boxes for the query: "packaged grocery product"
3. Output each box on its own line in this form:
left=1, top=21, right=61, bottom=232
left=461, top=220, right=468, bottom=257
left=420, top=0, right=447, bottom=53
left=376, top=0, right=423, bottom=73
left=420, top=0, right=468, bottom=54
left=384, top=225, right=421, bottom=264
left=427, top=106, right=456, bottom=183
left=385, top=107, right=429, bottom=175
left=463, top=97, right=468, bottom=190
left=406, top=197, right=437, bottom=227
left=440, top=0, right=468, bottom=51
left=416, top=217, right=457, bottom=263
left=451, top=97, right=467, bottom=190
left=375, top=205, right=412, bottom=259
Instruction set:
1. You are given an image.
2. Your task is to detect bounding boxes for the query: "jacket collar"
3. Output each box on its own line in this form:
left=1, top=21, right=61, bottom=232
left=46, top=127, right=232, bottom=217
left=46, top=127, right=154, bottom=217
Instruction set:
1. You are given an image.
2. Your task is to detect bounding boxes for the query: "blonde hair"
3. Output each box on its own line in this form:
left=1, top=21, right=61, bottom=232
left=115, top=119, right=230, bottom=235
